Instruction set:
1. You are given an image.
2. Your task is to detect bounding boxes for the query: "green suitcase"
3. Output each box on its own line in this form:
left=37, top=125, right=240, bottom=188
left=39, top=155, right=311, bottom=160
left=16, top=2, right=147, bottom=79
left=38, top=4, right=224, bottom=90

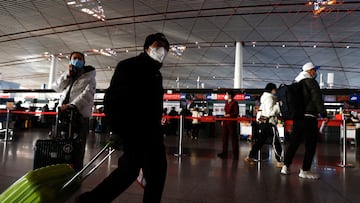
left=0, top=142, right=115, bottom=203
left=0, top=164, right=75, bottom=203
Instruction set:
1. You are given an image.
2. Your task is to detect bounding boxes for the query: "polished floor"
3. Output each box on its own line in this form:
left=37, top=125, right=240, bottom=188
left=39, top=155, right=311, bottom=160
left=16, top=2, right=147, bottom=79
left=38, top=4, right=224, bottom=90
left=1, top=127, right=360, bottom=203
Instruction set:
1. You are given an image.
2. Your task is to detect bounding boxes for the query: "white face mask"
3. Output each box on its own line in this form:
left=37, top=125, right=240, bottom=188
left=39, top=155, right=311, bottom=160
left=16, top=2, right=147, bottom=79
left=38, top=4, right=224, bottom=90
left=224, top=95, right=229, bottom=101
left=148, top=47, right=167, bottom=63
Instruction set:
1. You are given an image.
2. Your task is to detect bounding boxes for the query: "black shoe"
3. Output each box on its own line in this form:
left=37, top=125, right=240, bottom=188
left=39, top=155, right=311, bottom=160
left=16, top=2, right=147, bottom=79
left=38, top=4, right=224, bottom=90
left=217, top=152, right=227, bottom=159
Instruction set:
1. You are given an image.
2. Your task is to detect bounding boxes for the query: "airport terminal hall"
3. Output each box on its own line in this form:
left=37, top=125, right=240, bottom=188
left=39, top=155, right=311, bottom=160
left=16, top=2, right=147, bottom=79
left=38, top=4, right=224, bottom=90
left=1, top=1, right=360, bottom=203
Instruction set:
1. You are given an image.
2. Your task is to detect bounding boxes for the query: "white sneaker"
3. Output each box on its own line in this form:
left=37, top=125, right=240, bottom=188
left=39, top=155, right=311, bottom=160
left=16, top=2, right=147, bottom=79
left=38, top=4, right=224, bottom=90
left=280, top=165, right=290, bottom=175
left=299, top=169, right=320, bottom=179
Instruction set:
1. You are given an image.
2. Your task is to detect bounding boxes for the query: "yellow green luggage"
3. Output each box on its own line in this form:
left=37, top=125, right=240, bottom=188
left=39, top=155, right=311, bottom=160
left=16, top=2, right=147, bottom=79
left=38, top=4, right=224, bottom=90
left=0, top=164, right=75, bottom=203
left=0, top=142, right=115, bottom=203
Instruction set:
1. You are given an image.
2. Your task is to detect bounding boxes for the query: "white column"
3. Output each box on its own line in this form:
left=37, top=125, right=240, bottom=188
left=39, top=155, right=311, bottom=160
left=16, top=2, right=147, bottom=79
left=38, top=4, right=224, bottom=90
left=319, top=73, right=324, bottom=89
left=234, top=42, right=243, bottom=88
left=196, top=76, right=200, bottom=88
left=48, top=55, right=57, bottom=89
left=327, top=72, right=334, bottom=89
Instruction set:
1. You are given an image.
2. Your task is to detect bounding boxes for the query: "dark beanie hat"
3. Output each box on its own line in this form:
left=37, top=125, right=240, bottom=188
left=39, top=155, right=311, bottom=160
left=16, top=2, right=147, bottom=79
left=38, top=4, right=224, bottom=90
left=143, top=33, right=170, bottom=51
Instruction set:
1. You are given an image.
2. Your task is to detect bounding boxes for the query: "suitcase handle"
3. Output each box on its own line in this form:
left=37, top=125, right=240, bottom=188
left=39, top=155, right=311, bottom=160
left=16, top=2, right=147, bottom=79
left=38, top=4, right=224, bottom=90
left=62, top=142, right=115, bottom=190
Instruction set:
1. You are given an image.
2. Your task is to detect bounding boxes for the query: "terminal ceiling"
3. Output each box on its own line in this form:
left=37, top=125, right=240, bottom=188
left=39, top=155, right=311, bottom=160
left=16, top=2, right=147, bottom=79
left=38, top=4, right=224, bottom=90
left=0, top=0, right=360, bottom=90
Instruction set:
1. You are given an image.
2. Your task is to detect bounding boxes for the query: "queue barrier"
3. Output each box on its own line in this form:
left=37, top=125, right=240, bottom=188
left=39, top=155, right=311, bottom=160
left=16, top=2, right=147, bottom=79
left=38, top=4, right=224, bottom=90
left=163, top=114, right=354, bottom=167
left=0, top=110, right=355, bottom=167
left=0, top=109, right=106, bottom=142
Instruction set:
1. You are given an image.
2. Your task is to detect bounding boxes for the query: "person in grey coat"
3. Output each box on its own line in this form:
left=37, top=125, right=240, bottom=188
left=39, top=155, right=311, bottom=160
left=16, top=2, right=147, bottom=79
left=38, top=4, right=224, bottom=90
left=52, top=51, right=96, bottom=171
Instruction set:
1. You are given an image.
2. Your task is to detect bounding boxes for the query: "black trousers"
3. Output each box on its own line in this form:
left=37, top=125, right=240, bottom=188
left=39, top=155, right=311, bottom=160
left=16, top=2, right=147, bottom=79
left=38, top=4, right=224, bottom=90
left=78, top=142, right=167, bottom=203
left=249, top=123, right=282, bottom=162
left=283, top=116, right=318, bottom=171
left=72, top=117, right=89, bottom=171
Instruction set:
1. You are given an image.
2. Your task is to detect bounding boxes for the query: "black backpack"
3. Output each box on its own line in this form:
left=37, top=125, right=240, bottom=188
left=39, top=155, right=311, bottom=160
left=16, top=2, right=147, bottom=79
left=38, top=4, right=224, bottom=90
left=276, top=82, right=305, bottom=120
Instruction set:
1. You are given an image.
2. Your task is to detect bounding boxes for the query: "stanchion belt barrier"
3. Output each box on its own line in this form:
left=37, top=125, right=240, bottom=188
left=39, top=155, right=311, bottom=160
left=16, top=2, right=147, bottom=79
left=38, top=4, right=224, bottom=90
left=1, top=110, right=354, bottom=166
left=163, top=114, right=352, bottom=167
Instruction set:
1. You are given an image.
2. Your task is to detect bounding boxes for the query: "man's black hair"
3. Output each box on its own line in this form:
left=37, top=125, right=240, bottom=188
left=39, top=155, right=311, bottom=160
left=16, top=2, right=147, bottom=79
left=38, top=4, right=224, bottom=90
left=143, top=33, right=170, bottom=51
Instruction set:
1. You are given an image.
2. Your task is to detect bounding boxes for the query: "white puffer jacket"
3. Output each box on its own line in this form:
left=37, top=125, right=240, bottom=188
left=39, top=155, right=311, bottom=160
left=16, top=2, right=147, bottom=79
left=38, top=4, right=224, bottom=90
left=52, top=66, right=96, bottom=118
left=256, top=92, right=280, bottom=125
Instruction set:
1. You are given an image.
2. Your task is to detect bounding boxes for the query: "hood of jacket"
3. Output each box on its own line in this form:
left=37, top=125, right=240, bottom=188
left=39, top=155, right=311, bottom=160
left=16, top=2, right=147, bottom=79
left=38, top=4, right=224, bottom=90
left=294, top=71, right=312, bottom=82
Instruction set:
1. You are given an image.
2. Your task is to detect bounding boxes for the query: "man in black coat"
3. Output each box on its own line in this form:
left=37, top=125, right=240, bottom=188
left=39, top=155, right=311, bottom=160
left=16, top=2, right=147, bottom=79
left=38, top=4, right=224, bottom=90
left=77, top=33, right=170, bottom=203
left=280, top=62, right=328, bottom=179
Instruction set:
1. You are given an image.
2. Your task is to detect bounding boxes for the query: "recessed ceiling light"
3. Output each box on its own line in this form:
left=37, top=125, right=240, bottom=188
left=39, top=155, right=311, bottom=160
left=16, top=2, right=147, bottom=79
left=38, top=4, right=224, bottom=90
left=67, top=1, right=76, bottom=5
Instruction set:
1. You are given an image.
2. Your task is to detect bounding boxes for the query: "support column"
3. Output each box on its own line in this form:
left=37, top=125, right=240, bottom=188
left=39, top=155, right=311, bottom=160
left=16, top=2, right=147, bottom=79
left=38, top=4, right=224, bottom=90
left=48, top=55, right=57, bottom=89
left=234, top=42, right=243, bottom=88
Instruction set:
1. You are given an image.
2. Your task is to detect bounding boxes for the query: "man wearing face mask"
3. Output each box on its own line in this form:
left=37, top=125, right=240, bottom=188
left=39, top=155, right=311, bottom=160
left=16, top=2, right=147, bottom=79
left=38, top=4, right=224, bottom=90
left=76, top=33, right=170, bottom=203
left=52, top=51, right=96, bottom=171
left=280, top=62, right=328, bottom=179
left=217, top=90, right=240, bottom=160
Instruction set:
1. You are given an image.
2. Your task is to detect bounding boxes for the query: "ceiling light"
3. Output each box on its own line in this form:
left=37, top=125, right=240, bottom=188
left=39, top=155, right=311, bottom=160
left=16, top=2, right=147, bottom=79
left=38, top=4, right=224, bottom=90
left=313, top=45, right=317, bottom=48
left=67, top=1, right=76, bottom=5
left=346, top=45, right=350, bottom=48
left=68, top=0, right=106, bottom=21
left=91, top=48, right=117, bottom=56
left=282, top=44, right=286, bottom=47
left=308, top=0, right=337, bottom=15
left=170, top=45, right=186, bottom=57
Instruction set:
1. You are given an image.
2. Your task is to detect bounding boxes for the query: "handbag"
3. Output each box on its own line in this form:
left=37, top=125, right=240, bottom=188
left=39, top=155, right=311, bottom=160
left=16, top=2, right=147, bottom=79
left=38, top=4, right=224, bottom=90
left=258, top=115, right=269, bottom=123
left=256, top=104, right=269, bottom=124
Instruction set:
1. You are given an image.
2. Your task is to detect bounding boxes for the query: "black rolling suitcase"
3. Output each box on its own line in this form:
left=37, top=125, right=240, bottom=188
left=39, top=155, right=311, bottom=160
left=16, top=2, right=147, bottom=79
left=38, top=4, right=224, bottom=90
left=33, top=108, right=82, bottom=170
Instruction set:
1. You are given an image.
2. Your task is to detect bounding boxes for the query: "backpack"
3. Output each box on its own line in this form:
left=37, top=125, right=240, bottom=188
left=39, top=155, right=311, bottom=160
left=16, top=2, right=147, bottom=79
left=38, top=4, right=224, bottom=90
left=276, top=82, right=305, bottom=120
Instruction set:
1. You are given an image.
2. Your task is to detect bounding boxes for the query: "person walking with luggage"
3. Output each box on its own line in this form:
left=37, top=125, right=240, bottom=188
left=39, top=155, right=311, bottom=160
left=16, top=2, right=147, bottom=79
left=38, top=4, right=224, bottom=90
left=280, top=62, right=328, bottom=179
left=217, top=90, right=240, bottom=160
left=52, top=51, right=96, bottom=171
left=244, top=83, right=283, bottom=167
left=76, top=33, right=170, bottom=203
